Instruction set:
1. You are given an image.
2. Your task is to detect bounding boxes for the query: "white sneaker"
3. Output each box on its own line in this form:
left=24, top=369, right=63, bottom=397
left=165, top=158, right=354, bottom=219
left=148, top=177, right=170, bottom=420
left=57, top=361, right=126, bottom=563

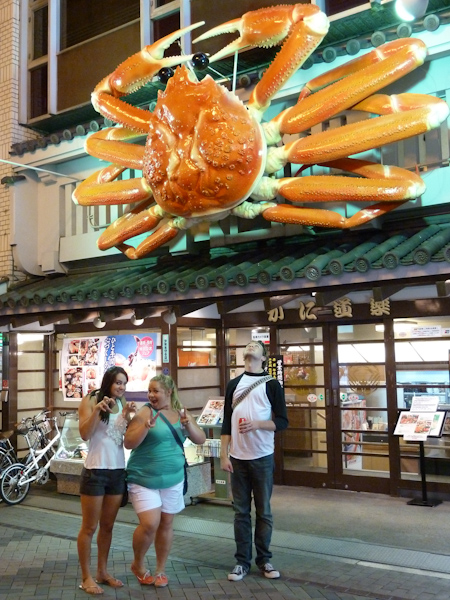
left=227, top=565, right=248, bottom=581
left=260, top=563, right=280, bottom=579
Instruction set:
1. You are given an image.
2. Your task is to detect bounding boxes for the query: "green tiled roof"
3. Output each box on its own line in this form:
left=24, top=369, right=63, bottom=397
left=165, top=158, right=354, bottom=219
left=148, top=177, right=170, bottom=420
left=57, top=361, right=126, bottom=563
left=2, top=212, right=450, bottom=324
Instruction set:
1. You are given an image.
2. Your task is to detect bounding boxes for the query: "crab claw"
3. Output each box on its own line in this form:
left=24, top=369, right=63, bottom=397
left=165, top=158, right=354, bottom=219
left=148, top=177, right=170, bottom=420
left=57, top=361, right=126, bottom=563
left=92, top=21, right=205, bottom=114
left=193, top=4, right=327, bottom=63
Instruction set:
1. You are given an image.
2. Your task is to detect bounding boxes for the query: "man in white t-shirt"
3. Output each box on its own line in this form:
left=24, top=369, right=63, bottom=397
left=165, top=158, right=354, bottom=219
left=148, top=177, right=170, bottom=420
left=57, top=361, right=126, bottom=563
left=221, top=341, right=288, bottom=582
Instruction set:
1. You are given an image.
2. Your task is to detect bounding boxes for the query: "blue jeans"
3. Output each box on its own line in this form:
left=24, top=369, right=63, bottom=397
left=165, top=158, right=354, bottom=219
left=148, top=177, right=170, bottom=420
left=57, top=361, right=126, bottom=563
left=230, top=454, right=274, bottom=571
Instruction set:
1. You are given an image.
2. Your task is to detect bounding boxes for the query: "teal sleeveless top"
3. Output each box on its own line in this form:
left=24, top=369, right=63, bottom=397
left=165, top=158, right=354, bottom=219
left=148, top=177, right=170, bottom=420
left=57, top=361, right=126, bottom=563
left=126, top=404, right=186, bottom=490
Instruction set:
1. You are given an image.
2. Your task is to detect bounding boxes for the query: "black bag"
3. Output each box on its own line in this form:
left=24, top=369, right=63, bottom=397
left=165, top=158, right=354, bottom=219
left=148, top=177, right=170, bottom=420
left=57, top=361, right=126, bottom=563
left=159, top=412, right=189, bottom=496
left=120, top=475, right=128, bottom=507
left=183, top=460, right=188, bottom=495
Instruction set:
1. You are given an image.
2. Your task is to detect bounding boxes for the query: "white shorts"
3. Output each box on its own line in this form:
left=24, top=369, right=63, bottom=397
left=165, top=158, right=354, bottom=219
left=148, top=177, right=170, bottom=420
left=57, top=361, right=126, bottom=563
left=128, top=481, right=185, bottom=514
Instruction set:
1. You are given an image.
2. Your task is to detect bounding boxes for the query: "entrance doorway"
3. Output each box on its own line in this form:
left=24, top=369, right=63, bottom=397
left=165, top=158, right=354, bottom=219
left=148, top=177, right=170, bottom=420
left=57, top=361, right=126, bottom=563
left=279, top=322, right=391, bottom=494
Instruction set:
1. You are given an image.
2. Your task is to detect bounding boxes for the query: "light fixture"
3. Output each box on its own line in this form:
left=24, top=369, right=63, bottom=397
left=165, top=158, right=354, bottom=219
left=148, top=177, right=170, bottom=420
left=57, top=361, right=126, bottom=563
left=162, top=309, right=177, bottom=325
left=395, top=0, right=428, bottom=21
left=93, top=316, right=106, bottom=329
left=131, top=312, right=144, bottom=326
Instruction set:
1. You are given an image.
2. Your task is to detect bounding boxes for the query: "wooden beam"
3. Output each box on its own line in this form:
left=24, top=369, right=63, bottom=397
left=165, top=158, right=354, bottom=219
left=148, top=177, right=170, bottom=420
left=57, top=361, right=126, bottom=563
left=263, top=295, right=302, bottom=311
left=68, top=311, right=97, bottom=325
left=133, top=306, right=161, bottom=320
left=217, top=299, right=253, bottom=315
left=315, top=290, right=346, bottom=307
left=372, top=285, right=405, bottom=302
left=436, top=280, right=450, bottom=297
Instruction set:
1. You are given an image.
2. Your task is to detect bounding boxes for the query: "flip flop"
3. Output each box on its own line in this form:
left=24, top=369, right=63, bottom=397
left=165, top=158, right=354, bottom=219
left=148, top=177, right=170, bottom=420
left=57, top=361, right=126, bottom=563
left=154, top=572, right=169, bottom=587
left=79, top=583, right=104, bottom=595
left=95, top=577, right=124, bottom=588
left=131, top=564, right=155, bottom=585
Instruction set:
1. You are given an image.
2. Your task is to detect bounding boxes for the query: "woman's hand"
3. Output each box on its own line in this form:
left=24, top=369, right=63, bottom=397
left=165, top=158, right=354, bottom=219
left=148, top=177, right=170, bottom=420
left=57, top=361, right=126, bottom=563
left=179, top=407, right=206, bottom=445
left=179, top=407, right=189, bottom=427
left=97, top=395, right=116, bottom=414
left=145, top=410, right=160, bottom=429
left=122, top=401, right=137, bottom=422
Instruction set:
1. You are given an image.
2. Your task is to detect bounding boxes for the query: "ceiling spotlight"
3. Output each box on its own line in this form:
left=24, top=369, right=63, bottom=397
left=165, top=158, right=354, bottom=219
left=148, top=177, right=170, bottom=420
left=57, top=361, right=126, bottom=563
left=162, top=309, right=177, bottom=325
left=131, top=313, right=144, bottom=326
left=93, top=316, right=106, bottom=329
left=395, top=0, right=428, bottom=21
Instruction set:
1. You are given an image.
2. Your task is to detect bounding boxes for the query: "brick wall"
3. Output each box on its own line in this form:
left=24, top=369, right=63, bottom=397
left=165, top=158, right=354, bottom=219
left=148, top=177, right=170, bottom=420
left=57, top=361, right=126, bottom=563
left=0, top=0, right=38, bottom=279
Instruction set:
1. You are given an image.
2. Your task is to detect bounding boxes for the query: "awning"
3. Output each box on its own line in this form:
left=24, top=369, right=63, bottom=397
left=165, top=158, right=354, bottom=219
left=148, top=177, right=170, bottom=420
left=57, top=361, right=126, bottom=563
left=2, top=210, right=450, bottom=328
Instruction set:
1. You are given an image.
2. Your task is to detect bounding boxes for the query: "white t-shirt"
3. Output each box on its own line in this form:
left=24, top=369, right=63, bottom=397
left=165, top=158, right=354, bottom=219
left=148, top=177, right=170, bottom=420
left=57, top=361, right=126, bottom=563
left=229, top=373, right=275, bottom=461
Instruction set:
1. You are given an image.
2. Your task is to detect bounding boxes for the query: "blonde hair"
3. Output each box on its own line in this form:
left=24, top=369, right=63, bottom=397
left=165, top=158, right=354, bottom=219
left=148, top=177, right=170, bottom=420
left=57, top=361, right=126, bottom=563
left=150, top=374, right=182, bottom=410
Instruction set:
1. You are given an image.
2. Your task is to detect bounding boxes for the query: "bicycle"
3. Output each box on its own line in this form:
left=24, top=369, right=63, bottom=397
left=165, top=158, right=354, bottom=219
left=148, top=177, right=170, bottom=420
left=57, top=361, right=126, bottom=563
left=0, top=410, right=71, bottom=505
left=0, top=429, right=19, bottom=473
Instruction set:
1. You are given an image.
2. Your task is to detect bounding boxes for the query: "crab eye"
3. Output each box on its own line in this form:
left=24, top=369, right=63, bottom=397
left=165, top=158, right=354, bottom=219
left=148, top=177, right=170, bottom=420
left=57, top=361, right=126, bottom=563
left=158, top=67, right=174, bottom=84
left=192, top=52, right=209, bottom=70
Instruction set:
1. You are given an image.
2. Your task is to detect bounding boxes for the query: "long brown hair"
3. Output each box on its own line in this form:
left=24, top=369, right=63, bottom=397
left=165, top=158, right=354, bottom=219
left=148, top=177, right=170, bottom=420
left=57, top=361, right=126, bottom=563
left=92, top=366, right=128, bottom=423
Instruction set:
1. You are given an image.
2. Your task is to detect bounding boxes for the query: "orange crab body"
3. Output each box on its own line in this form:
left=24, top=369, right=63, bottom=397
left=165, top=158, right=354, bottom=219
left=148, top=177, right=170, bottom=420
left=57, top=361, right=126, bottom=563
left=143, top=66, right=265, bottom=218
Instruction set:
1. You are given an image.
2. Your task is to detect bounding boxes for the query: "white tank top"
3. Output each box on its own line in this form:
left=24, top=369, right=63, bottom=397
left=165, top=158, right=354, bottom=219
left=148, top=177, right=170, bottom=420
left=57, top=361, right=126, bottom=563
left=84, top=399, right=125, bottom=470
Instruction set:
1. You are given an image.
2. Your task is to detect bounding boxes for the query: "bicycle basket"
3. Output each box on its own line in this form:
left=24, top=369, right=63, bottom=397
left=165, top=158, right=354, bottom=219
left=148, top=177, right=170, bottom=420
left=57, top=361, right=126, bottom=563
left=28, top=429, right=41, bottom=449
left=38, top=420, right=52, bottom=435
left=16, top=419, right=33, bottom=435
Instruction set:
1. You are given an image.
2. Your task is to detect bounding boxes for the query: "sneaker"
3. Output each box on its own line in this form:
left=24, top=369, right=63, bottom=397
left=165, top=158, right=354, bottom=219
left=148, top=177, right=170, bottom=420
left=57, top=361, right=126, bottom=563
left=260, top=563, right=280, bottom=579
left=227, top=565, right=248, bottom=581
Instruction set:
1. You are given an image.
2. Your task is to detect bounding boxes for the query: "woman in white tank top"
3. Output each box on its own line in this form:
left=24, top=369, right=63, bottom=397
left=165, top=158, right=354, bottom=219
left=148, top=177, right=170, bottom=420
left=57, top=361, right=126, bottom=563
left=77, top=366, right=136, bottom=595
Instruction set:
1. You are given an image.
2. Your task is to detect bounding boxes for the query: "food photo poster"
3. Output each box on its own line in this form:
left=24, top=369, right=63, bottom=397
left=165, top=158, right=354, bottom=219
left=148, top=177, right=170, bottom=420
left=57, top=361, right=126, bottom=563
left=60, top=333, right=158, bottom=400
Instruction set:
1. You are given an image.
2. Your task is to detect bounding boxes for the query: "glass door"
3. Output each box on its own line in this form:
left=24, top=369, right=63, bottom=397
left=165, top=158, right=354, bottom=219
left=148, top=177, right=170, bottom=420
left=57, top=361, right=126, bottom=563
left=279, top=323, right=391, bottom=493
left=278, top=325, right=328, bottom=487
left=336, top=323, right=390, bottom=493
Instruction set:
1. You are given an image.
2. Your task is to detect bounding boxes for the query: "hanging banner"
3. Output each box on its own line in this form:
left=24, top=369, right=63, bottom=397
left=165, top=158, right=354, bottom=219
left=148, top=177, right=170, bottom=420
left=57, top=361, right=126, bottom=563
left=60, top=333, right=158, bottom=400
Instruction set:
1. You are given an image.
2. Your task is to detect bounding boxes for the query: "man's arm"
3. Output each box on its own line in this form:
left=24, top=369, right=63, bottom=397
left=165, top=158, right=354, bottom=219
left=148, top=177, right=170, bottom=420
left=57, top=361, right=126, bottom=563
left=220, top=434, right=233, bottom=472
left=267, top=379, right=289, bottom=431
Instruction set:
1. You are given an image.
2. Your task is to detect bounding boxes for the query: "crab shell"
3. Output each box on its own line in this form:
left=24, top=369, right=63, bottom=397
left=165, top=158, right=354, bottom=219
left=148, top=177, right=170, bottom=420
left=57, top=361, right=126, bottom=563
left=143, top=65, right=266, bottom=218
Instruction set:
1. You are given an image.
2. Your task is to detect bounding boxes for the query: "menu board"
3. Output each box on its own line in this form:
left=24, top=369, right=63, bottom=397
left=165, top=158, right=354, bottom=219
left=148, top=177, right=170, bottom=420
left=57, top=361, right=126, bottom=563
left=197, top=397, right=225, bottom=426
left=394, top=411, right=446, bottom=440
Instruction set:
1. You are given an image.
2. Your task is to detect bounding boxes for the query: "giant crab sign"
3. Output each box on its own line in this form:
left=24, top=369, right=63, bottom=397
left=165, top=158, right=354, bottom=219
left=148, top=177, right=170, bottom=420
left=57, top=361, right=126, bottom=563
left=73, top=4, right=449, bottom=260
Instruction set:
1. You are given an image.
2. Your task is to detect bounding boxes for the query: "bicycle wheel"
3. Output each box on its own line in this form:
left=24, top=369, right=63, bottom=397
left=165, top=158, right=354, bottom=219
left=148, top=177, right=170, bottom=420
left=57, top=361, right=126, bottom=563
left=0, top=449, right=13, bottom=473
left=0, top=463, right=30, bottom=505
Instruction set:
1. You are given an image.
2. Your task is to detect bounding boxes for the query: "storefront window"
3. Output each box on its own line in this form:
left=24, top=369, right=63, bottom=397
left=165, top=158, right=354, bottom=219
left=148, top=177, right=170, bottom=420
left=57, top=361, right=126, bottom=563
left=177, top=328, right=217, bottom=368
left=394, top=317, right=450, bottom=483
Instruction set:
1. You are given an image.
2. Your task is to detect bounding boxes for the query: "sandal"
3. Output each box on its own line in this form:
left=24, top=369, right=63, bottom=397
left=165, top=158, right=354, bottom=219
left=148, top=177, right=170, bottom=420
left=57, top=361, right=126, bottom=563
left=95, top=577, right=123, bottom=588
left=79, top=583, right=104, bottom=595
left=154, top=573, right=169, bottom=587
left=131, top=564, right=155, bottom=585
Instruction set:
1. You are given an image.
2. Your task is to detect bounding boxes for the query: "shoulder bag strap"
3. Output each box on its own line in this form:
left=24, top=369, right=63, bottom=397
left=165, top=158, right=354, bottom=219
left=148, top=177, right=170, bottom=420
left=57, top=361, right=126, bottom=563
left=159, top=411, right=185, bottom=452
left=231, top=375, right=273, bottom=411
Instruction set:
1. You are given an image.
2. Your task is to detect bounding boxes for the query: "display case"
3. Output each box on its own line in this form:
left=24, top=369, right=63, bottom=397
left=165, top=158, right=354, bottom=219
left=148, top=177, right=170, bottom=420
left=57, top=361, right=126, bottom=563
left=50, top=413, right=212, bottom=503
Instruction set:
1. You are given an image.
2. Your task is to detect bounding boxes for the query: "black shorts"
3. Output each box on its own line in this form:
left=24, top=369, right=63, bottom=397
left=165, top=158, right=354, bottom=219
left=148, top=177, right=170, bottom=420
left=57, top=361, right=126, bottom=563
left=79, top=467, right=126, bottom=496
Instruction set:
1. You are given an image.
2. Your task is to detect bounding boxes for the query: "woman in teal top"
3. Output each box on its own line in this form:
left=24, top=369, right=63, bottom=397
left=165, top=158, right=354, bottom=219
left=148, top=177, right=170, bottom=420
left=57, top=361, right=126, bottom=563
left=125, top=374, right=205, bottom=588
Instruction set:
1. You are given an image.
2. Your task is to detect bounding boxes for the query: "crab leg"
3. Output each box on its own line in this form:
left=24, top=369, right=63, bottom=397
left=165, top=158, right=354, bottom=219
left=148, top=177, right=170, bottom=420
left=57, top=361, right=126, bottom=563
left=264, top=39, right=428, bottom=143
left=73, top=128, right=152, bottom=206
left=97, top=201, right=166, bottom=255
left=298, top=38, right=427, bottom=100
left=92, top=22, right=204, bottom=130
left=194, top=5, right=329, bottom=119
left=256, top=159, right=423, bottom=229
left=266, top=99, right=449, bottom=174
left=116, top=216, right=200, bottom=260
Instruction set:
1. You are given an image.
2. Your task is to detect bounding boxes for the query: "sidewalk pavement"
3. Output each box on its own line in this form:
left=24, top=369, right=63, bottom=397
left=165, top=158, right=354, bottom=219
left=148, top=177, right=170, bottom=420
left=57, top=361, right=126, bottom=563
left=0, top=482, right=450, bottom=600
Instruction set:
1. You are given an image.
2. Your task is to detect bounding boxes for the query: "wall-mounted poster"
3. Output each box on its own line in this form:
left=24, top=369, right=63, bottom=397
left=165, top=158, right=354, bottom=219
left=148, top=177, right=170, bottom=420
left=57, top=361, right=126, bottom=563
left=60, top=334, right=158, bottom=399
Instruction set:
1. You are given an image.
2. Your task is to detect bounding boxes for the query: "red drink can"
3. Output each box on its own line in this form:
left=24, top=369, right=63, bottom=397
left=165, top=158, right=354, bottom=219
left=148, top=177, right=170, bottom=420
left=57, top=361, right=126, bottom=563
left=239, top=418, right=246, bottom=424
